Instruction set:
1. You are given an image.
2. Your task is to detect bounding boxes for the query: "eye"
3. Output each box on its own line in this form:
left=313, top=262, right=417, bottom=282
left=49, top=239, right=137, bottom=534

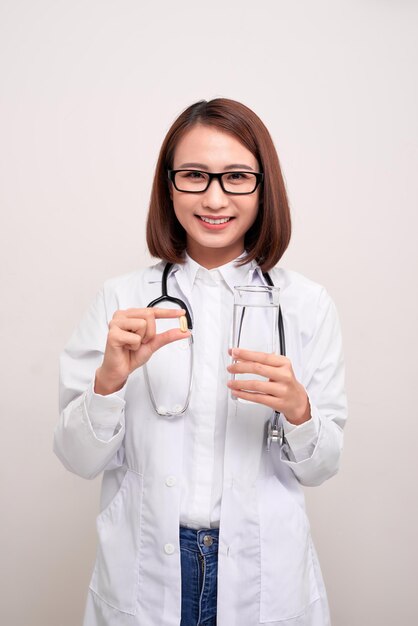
left=181, top=170, right=206, bottom=180
left=225, top=172, right=253, bottom=183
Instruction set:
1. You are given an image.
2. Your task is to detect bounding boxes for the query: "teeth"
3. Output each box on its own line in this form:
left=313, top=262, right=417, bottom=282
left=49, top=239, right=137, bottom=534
left=200, top=216, right=231, bottom=225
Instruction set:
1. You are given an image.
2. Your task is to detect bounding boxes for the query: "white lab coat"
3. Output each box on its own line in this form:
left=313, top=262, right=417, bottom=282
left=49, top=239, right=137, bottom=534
left=54, top=260, right=347, bottom=626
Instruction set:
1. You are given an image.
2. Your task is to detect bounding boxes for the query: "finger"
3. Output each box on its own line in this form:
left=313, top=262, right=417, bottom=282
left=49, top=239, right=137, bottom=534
left=110, top=317, right=156, bottom=346
left=110, top=311, right=157, bottom=344
left=140, top=312, right=156, bottom=344
left=145, top=308, right=189, bottom=341
left=108, top=327, right=142, bottom=350
left=148, top=328, right=191, bottom=352
left=120, top=307, right=186, bottom=319
left=110, top=318, right=147, bottom=335
left=228, top=378, right=277, bottom=396
left=152, top=308, right=187, bottom=320
left=229, top=388, right=280, bottom=411
left=229, top=348, right=289, bottom=368
left=227, top=360, right=286, bottom=382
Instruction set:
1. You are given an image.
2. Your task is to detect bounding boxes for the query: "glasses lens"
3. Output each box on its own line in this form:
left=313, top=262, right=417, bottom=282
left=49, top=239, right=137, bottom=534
left=174, top=170, right=209, bottom=192
left=222, top=172, right=258, bottom=193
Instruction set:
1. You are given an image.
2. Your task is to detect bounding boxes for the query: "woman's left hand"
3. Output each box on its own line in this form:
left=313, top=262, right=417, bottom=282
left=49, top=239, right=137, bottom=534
left=227, top=348, right=311, bottom=426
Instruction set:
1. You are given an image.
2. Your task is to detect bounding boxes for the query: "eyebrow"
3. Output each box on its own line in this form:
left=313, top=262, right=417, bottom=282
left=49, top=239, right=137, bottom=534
left=177, top=162, right=256, bottom=171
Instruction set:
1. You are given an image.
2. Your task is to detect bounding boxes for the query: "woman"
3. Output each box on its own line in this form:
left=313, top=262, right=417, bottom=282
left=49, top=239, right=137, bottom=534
left=54, top=98, right=347, bottom=626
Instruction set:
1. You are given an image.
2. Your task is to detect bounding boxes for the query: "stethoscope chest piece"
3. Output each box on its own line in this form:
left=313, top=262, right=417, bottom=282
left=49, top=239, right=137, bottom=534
left=266, top=411, right=284, bottom=452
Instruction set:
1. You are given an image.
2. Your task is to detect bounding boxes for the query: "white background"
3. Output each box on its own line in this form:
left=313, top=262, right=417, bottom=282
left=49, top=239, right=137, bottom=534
left=1, top=1, right=417, bottom=624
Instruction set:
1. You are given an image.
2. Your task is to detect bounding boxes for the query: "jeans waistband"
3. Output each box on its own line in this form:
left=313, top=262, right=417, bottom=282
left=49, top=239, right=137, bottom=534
left=179, top=526, right=219, bottom=556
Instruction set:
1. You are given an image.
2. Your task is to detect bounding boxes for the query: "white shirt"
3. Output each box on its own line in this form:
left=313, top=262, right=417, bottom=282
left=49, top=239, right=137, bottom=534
left=179, top=254, right=245, bottom=528
left=176, top=254, right=319, bottom=528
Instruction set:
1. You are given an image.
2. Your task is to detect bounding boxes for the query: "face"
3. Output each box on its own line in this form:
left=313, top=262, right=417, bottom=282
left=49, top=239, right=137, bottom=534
left=170, top=124, right=260, bottom=269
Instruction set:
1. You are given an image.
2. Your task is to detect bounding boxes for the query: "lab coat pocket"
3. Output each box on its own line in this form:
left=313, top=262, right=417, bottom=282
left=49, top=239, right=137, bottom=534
left=90, top=469, right=143, bottom=615
left=258, top=476, right=319, bottom=622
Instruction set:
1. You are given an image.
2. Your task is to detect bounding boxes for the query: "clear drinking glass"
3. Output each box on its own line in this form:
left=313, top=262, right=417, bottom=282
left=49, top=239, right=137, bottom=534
left=231, top=285, right=280, bottom=401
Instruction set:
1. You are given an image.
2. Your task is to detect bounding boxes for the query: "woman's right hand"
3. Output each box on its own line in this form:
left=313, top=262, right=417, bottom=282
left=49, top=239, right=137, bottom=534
left=94, top=307, right=190, bottom=395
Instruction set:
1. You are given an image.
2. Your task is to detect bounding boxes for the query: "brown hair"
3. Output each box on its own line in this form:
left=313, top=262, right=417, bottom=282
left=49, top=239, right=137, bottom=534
left=146, top=98, right=291, bottom=271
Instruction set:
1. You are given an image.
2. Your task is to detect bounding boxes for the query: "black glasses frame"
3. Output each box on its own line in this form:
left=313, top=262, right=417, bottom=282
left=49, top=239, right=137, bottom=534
left=167, top=169, right=263, bottom=195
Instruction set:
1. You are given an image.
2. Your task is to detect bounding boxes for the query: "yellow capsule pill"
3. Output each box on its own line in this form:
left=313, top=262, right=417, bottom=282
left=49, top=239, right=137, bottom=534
left=179, top=315, right=188, bottom=332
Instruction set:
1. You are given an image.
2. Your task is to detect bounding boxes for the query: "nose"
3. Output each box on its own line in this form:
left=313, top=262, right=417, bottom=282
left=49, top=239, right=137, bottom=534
left=201, top=178, right=229, bottom=211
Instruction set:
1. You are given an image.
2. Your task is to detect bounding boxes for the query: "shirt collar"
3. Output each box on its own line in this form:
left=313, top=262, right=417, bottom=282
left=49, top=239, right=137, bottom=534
left=176, top=252, right=262, bottom=293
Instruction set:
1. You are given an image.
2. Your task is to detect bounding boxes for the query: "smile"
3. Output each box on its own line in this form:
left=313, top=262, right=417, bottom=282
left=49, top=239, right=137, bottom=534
left=198, top=216, right=233, bottom=225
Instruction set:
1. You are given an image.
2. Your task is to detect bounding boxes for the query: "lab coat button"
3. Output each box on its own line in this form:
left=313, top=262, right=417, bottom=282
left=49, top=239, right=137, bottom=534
left=203, top=535, right=213, bottom=547
left=165, top=475, right=177, bottom=487
left=173, top=404, right=183, bottom=413
left=164, top=543, right=175, bottom=555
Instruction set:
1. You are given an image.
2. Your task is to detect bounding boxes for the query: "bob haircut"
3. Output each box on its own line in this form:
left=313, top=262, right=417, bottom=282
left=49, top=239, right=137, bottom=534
left=146, top=98, right=291, bottom=271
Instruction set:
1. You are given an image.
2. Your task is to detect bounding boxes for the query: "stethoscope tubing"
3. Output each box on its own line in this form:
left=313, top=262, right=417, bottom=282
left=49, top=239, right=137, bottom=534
left=146, top=262, right=286, bottom=448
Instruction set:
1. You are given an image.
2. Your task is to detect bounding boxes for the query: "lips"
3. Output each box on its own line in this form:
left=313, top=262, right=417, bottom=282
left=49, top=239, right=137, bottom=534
left=196, top=215, right=235, bottom=225
left=200, top=216, right=230, bottom=225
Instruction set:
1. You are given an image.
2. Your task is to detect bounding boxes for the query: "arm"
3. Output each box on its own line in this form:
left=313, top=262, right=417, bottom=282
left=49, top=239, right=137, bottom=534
left=283, top=288, right=347, bottom=486
left=54, top=286, right=190, bottom=480
left=54, top=289, right=127, bottom=480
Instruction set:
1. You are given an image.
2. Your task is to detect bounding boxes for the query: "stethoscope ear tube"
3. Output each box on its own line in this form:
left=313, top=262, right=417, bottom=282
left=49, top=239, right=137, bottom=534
left=262, top=271, right=285, bottom=358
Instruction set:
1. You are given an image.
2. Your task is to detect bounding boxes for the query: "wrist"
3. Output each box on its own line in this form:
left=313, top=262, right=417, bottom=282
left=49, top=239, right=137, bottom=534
left=94, top=367, right=127, bottom=396
left=286, top=390, right=311, bottom=426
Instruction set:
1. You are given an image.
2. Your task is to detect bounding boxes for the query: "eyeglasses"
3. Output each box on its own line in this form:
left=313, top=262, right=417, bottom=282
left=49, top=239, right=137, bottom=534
left=168, top=169, right=263, bottom=195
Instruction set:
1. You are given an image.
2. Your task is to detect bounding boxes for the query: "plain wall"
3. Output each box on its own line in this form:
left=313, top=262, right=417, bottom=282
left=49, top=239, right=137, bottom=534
left=1, top=1, right=417, bottom=624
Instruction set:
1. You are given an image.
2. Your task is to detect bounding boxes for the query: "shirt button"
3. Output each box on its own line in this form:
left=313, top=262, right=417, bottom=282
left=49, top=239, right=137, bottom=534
left=203, top=535, right=214, bottom=547
left=165, top=475, right=177, bottom=487
left=164, top=543, right=175, bottom=555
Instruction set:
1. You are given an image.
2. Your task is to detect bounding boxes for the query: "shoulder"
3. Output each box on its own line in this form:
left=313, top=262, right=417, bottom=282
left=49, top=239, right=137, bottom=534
left=102, top=261, right=165, bottom=292
left=268, top=266, right=327, bottom=301
left=99, top=261, right=166, bottom=314
left=268, top=266, right=338, bottom=330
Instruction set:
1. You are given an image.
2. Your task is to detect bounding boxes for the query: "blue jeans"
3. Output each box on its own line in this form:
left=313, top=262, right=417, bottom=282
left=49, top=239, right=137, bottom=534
left=180, top=526, right=219, bottom=626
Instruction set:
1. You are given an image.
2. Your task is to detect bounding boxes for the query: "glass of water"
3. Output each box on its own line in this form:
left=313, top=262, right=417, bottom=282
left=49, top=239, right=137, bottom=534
left=231, top=285, right=280, bottom=399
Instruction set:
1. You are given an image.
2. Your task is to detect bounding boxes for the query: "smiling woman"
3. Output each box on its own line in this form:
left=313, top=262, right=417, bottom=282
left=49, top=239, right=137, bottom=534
left=146, top=98, right=291, bottom=271
left=169, top=125, right=261, bottom=268
left=54, top=98, right=347, bottom=626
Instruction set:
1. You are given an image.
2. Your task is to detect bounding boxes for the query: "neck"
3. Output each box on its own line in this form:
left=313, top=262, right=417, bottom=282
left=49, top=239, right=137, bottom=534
left=186, top=243, right=245, bottom=270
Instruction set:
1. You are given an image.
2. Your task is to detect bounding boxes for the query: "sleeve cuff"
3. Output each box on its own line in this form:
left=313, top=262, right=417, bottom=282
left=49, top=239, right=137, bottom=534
left=83, top=380, right=127, bottom=437
left=281, top=408, right=320, bottom=462
left=282, top=412, right=319, bottom=448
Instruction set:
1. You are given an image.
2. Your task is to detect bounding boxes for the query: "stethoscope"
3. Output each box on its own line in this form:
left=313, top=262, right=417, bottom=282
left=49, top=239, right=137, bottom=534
left=145, top=262, right=286, bottom=450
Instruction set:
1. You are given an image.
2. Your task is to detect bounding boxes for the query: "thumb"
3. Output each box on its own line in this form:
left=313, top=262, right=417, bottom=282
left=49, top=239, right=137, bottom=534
left=148, top=328, right=191, bottom=353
